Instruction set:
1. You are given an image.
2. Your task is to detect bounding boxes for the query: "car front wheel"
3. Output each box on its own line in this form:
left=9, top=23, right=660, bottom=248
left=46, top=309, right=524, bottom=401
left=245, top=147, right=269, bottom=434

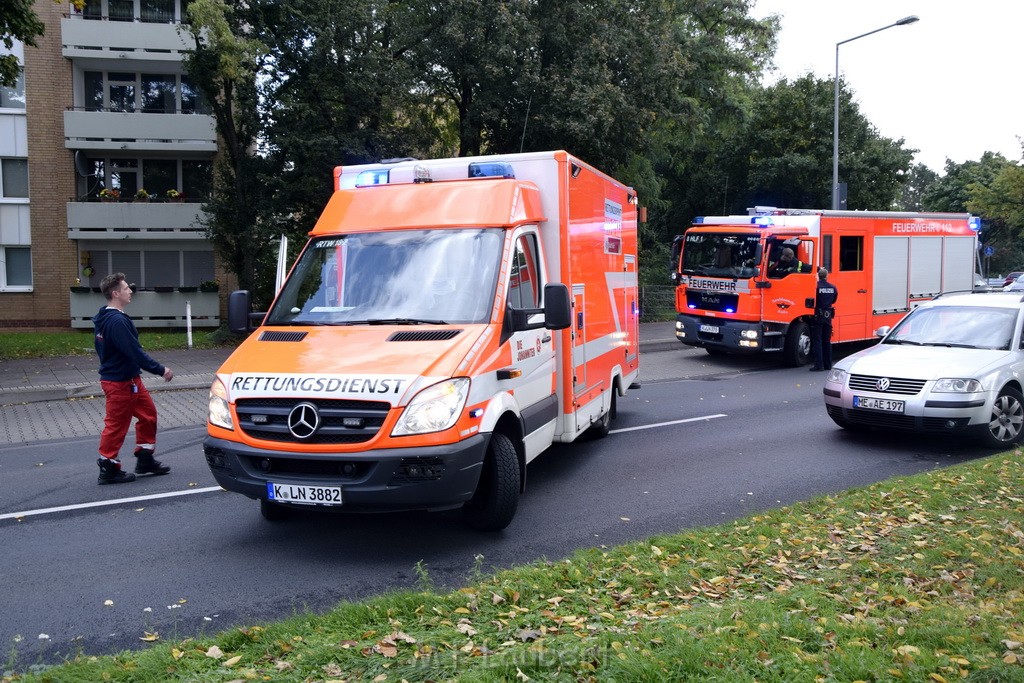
left=981, top=387, right=1024, bottom=448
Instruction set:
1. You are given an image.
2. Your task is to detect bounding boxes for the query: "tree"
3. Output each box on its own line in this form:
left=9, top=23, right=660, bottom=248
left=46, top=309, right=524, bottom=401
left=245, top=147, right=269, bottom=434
left=894, top=163, right=939, bottom=211
left=729, top=75, right=915, bottom=211
left=921, top=152, right=1011, bottom=213
left=1, top=0, right=45, bottom=87
left=181, top=0, right=283, bottom=306
left=967, top=158, right=1024, bottom=274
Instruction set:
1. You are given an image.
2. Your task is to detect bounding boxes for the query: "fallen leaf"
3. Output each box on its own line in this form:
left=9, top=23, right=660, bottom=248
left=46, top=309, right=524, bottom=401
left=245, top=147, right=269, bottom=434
left=205, top=645, right=224, bottom=659
left=140, top=632, right=159, bottom=642
left=103, top=600, right=114, bottom=607
left=171, top=648, right=184, bottom=660
left=516, top=667, right=530, bottom=681
left=223, top=655, right=241, bottom=667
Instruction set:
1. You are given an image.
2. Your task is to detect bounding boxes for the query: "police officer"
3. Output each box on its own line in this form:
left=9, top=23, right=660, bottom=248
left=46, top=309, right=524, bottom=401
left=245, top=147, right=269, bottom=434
left=809, top=267, right=838, bottom=371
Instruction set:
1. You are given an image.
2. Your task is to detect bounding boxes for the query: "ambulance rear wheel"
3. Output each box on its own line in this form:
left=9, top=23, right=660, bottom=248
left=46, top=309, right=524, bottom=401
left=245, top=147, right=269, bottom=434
left=784, top=321, right=811, bottom=366
left=463, top=432, right=520, bottom=531
left=260, top=499, right=291, bottom=522
left=589, top=391, right=617, bottom=439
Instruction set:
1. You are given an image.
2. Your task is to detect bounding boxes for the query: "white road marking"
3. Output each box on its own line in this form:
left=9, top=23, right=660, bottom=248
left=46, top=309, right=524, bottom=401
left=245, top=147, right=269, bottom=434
left=3, top=414, right=723, bottom=521
left=0, top=486, right=224, bottom=522
left=610, top=413, right=726, bottom=434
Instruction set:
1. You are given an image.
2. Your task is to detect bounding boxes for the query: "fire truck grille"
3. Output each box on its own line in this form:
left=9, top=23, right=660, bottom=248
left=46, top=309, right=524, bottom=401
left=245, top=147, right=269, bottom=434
left=848, top=375, right=926, bottom=395
left=235, top=398, right=391, bottom=444
left=686, top=290, right=738, bottom=313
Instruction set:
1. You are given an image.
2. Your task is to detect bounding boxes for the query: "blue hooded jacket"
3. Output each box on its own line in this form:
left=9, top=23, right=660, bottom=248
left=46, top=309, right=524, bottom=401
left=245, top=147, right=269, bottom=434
left=92, top=306, right=165, bottom=381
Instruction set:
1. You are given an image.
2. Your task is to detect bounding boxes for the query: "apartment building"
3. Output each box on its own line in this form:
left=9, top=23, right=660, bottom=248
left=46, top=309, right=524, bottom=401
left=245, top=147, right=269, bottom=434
left=1, top=0, right=224, bottom=330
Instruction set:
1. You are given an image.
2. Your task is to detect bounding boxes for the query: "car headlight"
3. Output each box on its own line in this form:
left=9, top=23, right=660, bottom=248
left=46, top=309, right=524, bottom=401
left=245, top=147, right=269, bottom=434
left=825, top=368, right=847, bottom=384
left=392, top=378, right=470, bottom=436
left=208, top=377, right=233, bottom=430
left=932, top=378, right=983, bottom=393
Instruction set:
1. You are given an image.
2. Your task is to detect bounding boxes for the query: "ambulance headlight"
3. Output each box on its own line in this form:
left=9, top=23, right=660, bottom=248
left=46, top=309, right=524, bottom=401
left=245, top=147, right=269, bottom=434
left=392, top=378, right=470, bottom=436
left=208, top=377, right=233, bottom=430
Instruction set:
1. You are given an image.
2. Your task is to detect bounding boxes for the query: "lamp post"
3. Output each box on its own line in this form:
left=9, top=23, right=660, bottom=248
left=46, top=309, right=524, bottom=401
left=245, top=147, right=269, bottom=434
left=832, top=15, right=919, bottom=210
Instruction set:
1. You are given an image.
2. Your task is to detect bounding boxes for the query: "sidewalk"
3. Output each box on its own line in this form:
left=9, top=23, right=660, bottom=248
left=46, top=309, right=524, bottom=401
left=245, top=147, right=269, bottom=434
left=0, top=322, right=679, bottom=406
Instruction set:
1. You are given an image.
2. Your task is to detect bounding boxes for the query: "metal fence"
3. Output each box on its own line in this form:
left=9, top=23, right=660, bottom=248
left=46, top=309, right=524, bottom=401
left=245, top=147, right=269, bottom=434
left=640, top=285, right=676, bottom=322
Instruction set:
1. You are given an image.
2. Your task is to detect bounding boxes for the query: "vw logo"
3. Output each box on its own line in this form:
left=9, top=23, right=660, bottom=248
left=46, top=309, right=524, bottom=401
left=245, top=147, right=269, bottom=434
left=287, top=402, right=321, bottom=439
left=876, top=377, right=891, bottom=392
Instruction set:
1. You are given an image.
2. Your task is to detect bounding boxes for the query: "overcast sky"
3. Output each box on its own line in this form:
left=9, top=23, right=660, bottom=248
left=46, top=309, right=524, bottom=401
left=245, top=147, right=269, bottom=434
left=752, top=0, right=1024, bottom=173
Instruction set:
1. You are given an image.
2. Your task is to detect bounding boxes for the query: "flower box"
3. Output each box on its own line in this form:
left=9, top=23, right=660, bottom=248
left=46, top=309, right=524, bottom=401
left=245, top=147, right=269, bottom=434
left=153, top=286, right=175, bottom=293
left=69, top=286, right=91, bottom=293
left=178, top=286, right=199, bottom=292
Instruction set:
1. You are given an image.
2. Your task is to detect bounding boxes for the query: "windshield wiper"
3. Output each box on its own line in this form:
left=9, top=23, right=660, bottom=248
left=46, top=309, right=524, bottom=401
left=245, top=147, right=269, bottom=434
left=923, top=342, right=979, bottom=349
left=884, top=338, right=924, bottom=345
left=365, top=318, right=449, bottom=325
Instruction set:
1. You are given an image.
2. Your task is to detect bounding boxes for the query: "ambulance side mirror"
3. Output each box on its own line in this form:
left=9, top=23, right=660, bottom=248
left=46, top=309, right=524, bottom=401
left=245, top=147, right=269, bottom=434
left=542, top=283, right=571, bottom=330
left=508, top=283, right=571, bottom=332
left=228, top=290, right=264, bottom=333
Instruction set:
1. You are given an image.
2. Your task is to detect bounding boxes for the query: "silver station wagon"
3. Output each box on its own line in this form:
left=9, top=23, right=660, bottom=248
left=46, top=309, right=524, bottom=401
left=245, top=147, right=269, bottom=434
left=823, top=292, right=1024, bottom=447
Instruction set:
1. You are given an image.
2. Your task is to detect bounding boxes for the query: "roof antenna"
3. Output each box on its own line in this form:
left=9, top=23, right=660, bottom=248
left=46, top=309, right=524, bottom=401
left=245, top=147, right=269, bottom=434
left=519, top=95, right=532, bottom=153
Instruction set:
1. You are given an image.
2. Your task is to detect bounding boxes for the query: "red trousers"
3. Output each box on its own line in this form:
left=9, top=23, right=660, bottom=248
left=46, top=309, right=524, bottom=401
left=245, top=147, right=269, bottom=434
left=98, top=377, right=158, bottom=459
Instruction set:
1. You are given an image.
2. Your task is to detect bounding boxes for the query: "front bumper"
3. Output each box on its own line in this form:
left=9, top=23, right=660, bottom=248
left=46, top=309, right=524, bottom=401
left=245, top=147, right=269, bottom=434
left=675, top=315, right=775, bottom=353
left=823, top=383, right=991, bottom=433
left=203, top=434, right=488, bottom=513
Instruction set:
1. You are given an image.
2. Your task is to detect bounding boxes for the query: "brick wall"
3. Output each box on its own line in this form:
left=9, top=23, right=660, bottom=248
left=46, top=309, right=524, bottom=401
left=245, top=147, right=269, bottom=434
left=2, top=1, right=77, bottom=330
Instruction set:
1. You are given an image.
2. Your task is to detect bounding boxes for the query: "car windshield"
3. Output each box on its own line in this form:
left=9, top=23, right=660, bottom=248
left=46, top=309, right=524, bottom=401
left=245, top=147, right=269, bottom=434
left=265, top=229, right=504, bottom=325
left=681, top=233, right=760, bottom=278
left=884, top=305, right=1019, bottom=350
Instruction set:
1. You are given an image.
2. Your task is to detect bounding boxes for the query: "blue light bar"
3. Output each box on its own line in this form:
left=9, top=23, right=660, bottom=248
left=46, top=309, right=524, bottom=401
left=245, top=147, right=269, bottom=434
left=752, top=216, right=773, bottom=227
left=355, top=169, right=389, bottom=187
left=968, top=216, right=981, bottom=231
left=468, top=162, right=515, bottom=179
left=693, top=216, right=705, bottom=224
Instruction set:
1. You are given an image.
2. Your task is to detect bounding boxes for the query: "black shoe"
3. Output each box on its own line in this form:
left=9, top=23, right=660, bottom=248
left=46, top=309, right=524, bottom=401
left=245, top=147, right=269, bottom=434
left=134, top=449, right=170, bottom=476
left=809, top=367, right=825, bottom=372
left=97, top=457, right=136, bottom=485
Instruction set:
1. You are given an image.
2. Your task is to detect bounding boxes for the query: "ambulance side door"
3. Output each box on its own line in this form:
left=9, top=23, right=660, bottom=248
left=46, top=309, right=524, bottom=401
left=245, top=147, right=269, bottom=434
left=506, top=231, right=557, bottom=438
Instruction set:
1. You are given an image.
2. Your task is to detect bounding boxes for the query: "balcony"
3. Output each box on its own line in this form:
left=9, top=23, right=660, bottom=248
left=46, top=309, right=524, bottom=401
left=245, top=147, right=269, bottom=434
left=69, top=289, right=220, bottom=329
left=61, top=16, right=193, bottom=67
left=67, top=199, right=207, bottom=240
left=64, top=110, right=216, bottom=153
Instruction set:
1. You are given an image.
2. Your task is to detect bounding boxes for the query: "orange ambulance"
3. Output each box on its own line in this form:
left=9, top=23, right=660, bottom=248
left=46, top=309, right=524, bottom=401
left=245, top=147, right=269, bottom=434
left=670, top=207, right=980, bottom=364
left=204, top=151, right=640, bottom=530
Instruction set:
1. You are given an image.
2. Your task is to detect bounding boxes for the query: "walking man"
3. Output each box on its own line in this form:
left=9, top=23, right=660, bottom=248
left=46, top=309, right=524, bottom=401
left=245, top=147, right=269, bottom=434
left=93, top=273, right=174, bottom=484
left=809, top=267, right=839, bottom=372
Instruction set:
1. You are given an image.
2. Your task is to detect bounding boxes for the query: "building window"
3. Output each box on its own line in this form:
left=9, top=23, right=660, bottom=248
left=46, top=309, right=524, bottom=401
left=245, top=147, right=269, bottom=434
left=81, top=71, right=209, bottom=114
left=1, top=246, right=31, bottom=288
left=81, top=157, right=212, bottom=200
left=82, top=0, right=186, bottom=22
left=1, top=159, right=29, bottom=198
left=90, top=248, right=213, bottom=288
left=0, top=70, right=25, bottom=109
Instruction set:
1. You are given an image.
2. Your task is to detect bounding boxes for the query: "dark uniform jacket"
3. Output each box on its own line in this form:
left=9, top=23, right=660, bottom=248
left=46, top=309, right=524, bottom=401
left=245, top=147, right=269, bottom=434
left=814, top=279, right=838, bottom=319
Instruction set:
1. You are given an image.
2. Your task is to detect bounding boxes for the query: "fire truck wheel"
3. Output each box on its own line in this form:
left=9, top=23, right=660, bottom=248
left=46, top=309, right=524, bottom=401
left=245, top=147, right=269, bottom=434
left=784, top=321, right=811, bottom=366
left=464, top=432, right=520, bottom=531
left=260, top=499, right=291, bottom=522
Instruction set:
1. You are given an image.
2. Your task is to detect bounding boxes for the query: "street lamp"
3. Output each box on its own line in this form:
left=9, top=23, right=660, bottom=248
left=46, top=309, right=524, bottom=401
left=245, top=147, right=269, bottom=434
left=832, top=15, right=919, bottom=210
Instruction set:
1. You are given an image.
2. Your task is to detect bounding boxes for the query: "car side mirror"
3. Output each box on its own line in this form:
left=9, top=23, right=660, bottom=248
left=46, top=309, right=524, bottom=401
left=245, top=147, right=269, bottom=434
left=875, top=326, right=890, bottom=338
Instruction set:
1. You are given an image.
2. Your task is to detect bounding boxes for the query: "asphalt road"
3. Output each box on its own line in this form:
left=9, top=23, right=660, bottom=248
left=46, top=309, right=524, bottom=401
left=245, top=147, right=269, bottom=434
left=0, top=344, right=991, bottom=669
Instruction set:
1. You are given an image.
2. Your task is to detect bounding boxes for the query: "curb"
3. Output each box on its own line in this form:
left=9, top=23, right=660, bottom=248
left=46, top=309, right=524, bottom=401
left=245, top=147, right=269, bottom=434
left=0, top=377, right=213, bottom=407
left=0, top=336, right=682, bottom=406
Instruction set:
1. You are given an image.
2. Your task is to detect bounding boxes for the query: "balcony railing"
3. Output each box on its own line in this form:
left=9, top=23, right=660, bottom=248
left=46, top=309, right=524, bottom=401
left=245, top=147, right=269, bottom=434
left=62, top=15, right=193, bottom=60
left=69, top=289, right=220, bottom=329
left=64, top=109, right=216, bottom=153
left=67, top=199, right=207, bottom=239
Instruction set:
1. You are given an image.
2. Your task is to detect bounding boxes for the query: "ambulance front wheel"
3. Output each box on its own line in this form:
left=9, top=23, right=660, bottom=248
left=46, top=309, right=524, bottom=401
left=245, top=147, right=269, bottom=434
left=784, top=321, right=811, bottom=366
left=463, top=432, right=520, bottom=531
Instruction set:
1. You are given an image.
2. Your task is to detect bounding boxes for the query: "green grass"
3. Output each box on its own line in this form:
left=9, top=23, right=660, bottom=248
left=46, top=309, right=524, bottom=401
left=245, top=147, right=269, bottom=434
left=5, top=451, right=1023, bottom=682
left=0, top=328, right=241, bottom=361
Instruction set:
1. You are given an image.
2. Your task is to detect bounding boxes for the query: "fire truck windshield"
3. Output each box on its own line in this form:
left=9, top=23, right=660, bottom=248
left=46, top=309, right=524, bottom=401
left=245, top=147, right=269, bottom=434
left=681, top=233, right=761, bottom=278
left=266, top=228, right=504, bottom=325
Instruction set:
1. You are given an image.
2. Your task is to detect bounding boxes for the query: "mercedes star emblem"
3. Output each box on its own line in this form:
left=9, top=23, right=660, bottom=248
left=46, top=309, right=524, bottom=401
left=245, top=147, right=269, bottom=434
left=287, top=402, right=321, bottom=439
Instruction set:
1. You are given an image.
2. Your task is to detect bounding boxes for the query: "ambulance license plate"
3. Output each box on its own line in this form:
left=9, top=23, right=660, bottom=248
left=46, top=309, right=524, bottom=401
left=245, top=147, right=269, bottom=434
left=699, top=324, right=720, bottom=334
left=853, top=396, right=905, bottom=413
left=267, top=482, right=343, bottom=505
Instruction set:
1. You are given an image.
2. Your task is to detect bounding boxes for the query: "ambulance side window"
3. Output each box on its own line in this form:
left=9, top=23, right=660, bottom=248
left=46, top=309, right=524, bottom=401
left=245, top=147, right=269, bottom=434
left=508, top=234, right=541, bottom=309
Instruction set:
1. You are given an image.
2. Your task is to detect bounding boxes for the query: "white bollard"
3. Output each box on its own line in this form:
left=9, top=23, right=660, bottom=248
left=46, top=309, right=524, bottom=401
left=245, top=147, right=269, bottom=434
left=186, top=300, right=193, bottom=349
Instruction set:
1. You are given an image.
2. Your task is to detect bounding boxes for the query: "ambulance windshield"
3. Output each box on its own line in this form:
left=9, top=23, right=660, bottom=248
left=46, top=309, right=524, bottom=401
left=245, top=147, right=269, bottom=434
left=266, top=229, right=503, bottom=325
left=681, top=233, right=761, bottom=279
